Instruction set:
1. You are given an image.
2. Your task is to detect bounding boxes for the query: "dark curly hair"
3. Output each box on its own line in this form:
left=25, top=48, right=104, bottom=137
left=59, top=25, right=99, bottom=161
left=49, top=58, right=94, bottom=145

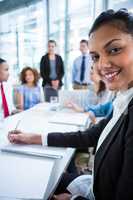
left=89, top=8, right=133, bottom=37
left=20, top=67, right=40, bottom=86
left=98, top=80, right=106, bottom=94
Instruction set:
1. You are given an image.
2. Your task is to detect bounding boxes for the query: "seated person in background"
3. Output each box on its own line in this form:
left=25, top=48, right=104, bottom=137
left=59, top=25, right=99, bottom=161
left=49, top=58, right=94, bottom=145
left=67, top=67, right=114, bottom=123
left=68, top=101, right=113, bottom=124
left=0, top=58, right=18, bottom=121
left=85, top=101, right=113, bottom=123
left=15, top=67, right=43, bottom=110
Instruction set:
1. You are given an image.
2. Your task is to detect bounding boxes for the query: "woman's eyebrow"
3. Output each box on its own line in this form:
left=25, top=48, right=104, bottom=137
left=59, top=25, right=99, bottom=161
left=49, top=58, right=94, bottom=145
left=104, top=38, right=121, bottom=49
left=89, top=51, right=97, bottom=54
left=89, top=39, right=121, bottom=54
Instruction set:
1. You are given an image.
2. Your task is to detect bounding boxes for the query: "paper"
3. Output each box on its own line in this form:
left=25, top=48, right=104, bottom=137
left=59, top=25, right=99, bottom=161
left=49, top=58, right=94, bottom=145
left=1, top=117, right=78, bottom=158
left=5, top=114, right=47, bottom=136
left=67, top=174, right=92, bottom=198
left=1, top=144, right=64, bottom=159
left=0, top=154, right=55, bottom=200
left=49, top=112, right=89, bottom=126
left=46, top=122, right=79, bottom=132
left=0, top=103, right=81, bottom=200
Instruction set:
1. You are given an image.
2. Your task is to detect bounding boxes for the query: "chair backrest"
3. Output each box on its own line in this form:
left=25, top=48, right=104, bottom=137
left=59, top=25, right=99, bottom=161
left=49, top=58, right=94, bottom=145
left=44, top=86, right=58, bottom=102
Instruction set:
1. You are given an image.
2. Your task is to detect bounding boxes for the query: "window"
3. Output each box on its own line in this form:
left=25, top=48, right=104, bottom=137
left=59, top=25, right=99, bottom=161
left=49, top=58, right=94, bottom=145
left=108, top=0, right=133, bottom=13
left=66, top=0, right=94, bottom=88
left=0, top=2, right=46, bottom=83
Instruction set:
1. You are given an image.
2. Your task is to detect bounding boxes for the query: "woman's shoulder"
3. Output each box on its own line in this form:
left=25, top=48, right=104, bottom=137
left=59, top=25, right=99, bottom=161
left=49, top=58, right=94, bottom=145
left=34, top=85, right=41, bottom=90
left=16, top=84, right=27, bottom=93
left=17, top=84, right=25, bottom=90
left=55, top=54, right=63, bottom=60
left=41, top=53, right=49, bottom=60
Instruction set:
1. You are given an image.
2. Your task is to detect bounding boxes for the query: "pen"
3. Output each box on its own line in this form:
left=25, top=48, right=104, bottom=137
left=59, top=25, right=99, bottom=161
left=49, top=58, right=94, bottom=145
left=14, top=120, right=21, bottom=130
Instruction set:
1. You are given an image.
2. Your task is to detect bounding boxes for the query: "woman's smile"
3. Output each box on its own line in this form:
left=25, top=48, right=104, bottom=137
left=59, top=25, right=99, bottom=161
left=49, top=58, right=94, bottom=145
left=89, top=24, right=133, bottom=90
left=101, top=68, right=121, bottom=83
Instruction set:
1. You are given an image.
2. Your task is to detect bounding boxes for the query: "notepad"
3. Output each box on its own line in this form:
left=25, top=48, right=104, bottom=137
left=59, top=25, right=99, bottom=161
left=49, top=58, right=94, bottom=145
left=2, top=115, right=79, bottom=160
left=49, top=112, right=90, bottom=126
left=1, top=144, right=67, bottom=159
left=0, top=154, right=55, bottom=200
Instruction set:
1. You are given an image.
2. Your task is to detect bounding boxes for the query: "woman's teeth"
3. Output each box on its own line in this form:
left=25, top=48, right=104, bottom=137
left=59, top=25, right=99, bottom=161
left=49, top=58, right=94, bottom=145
left=104, top=71, right=120, bottom=81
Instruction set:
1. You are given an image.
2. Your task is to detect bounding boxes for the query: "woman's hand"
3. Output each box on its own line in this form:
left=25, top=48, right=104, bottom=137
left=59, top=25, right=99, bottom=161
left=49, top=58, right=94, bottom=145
left=65, top=101, right=83, bottom=112
left=11, top=109, right=22, bottom=115
left=8, top=131, right=42, bottom=145
left=87, top=111, right=96, bottom=124
left=51, top=80, right=59, bottom=90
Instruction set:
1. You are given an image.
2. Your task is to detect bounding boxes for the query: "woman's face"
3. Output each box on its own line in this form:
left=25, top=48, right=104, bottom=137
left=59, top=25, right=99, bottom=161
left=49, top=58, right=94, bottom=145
left=25, top=70, right=34, bottom=84
left=89, top=24, right=133, bottom=90
left=0, top=62, right=9, bottom=82
left=48, top=42, right=56, bottom=54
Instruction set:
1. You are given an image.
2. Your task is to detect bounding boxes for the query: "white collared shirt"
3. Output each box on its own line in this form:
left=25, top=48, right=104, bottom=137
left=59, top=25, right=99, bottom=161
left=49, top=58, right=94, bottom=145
left=96, top=88, right=133, bottom=152
left=72, top=53, right=92, bottom=84
left=0, top=81, right=15, bottom=121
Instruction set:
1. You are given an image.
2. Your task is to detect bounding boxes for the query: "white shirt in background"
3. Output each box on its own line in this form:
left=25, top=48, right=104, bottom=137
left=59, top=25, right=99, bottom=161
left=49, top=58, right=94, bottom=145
left=0, top=81, right=15, bottom=121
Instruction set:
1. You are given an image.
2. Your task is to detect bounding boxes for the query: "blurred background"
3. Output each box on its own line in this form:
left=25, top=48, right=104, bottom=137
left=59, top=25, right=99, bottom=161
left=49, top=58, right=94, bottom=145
left=0, top=0, right=132, bottom=88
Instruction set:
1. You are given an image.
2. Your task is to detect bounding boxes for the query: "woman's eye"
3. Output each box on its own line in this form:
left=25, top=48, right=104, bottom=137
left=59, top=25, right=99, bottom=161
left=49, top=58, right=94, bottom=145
left=108, top=47, right=122, bottom=54
left=91, top=55, right=99, bottom=63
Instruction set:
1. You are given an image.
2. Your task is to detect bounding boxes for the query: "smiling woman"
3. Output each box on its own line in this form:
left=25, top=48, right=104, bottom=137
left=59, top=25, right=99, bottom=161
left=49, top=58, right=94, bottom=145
left=89, top=9, right=133, bottom=91
left=8, top=9, right=133, bottom=200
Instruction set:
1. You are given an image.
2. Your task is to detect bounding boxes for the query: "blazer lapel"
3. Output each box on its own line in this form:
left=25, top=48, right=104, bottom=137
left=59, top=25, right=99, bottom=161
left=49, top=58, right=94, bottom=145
left=94, top=113, right=125, bottom=181
left=46, top=54, right=50, bottom=75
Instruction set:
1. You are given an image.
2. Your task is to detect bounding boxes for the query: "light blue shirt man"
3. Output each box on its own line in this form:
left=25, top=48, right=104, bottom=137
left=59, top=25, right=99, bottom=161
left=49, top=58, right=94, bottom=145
left=72, top=53, right=92, bottom=85
left=72, top=39, right=92, bottom=89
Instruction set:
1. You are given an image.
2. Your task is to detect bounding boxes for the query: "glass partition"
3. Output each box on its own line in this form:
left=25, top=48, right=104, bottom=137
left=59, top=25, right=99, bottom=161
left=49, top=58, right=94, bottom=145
left=0, top=1, right=46, bottom=83
left=108, top=0, right=133, bottom=13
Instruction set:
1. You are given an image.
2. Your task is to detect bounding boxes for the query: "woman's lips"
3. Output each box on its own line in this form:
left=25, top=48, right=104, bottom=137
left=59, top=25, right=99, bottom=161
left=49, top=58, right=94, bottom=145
left=102, top=70, right=121, bottom=82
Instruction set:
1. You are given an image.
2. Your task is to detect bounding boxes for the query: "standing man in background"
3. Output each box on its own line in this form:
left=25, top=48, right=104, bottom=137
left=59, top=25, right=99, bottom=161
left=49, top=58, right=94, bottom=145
left=72, top=39, right=92, bottom=89
left=40, top=40, right=64, bottom=101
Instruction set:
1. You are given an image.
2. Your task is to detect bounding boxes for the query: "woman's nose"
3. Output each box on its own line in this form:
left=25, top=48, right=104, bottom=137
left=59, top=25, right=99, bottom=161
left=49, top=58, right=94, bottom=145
left=97, top=56, right=111, bottom=71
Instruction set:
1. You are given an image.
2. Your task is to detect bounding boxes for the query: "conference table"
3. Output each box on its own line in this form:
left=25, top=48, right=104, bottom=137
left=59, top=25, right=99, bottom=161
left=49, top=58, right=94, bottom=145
left=0, top=102, right=89, bottom=200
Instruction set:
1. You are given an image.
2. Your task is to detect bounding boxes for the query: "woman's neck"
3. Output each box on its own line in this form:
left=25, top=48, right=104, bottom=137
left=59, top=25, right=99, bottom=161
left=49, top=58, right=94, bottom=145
left=26, top=82, right=35, bottom=87
left=49, top=53, right=55, bottom=60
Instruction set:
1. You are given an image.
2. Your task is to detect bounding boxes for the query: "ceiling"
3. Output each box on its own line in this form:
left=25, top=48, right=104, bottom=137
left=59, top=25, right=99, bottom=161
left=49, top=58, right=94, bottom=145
left=0, top=0, right=42, bottom=15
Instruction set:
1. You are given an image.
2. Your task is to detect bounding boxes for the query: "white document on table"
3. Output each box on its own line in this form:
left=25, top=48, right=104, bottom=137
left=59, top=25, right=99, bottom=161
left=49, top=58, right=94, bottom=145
left=0, top=116, right=78, bottom=200
left=5, top=115, right=47, bottom=136
left=0, top=154, right=55, bottom=200
left=1, top=144, right=65, bottom=159
left=1, top=119, right=78, bottom=159
left=49, top=112, right=90, bottom=126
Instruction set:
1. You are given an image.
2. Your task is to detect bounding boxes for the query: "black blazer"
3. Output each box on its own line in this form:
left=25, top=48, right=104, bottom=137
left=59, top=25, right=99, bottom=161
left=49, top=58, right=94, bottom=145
left=40, top=53, right=64, bottom=87
left=48, top=98, right=133, bottom=200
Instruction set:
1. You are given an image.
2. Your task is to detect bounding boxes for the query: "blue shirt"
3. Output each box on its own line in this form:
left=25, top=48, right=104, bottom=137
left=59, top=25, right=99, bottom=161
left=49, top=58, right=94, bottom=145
left=17, top=84, right=41, bottom=110
left=84, top=89, right=115, bottom=117
left=49, top=60, right=57, bottom=80
left=72, top=53, right=92, bottom=84
left=85, top=101, right=113, bottom=117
